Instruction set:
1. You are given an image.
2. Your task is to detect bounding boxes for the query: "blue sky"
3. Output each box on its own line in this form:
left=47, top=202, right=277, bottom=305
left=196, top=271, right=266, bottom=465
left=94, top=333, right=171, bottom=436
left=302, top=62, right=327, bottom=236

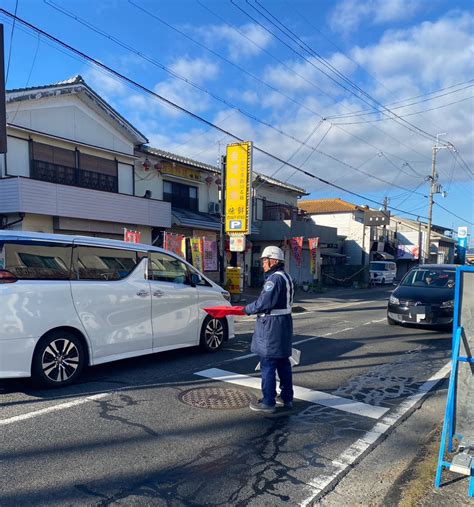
left=2, top=0, right=473, bottom=237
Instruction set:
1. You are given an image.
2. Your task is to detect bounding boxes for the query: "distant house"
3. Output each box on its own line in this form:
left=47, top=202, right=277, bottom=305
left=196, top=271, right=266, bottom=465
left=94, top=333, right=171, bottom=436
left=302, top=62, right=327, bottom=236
left=391, top=216, right=455, bottom=275
left=298, top=198, right=395, bottom=265
left=0, top=76, right=170, bottom=242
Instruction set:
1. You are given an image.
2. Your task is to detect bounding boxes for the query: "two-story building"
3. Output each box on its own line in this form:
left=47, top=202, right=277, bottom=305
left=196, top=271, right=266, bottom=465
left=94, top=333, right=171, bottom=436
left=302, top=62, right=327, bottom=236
left=392, top=215, right=455, bottom=276
left=0, top=76, right=171, bottom=240
left=249, top=176, right=342, bottom=287
left=298, top=198, right=396, bottom=266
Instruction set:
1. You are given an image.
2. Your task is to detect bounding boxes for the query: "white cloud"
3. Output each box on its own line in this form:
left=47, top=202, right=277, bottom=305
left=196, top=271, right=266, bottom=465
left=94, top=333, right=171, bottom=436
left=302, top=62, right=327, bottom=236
left=84, top=67, right=127, bottom=99
left=352, top=12, right=474, bottom=94
left=330, top=0, right=423, bottom=34
left=169, top=57, right=219, bottom=84
left=200, top=23, right=272, bottom=60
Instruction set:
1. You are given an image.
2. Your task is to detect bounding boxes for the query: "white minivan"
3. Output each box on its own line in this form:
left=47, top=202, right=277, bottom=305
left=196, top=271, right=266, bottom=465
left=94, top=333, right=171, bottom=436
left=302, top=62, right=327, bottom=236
left=0, top=231, right=234, bottom=387
left=369, top=261, right=397, bottom=285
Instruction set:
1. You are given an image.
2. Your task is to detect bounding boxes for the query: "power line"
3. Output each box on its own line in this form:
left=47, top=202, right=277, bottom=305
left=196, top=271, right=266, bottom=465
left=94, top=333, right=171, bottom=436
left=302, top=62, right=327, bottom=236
left=332, top=95, right=474, bottom=125
left=326, top=81, right=474, bottom=120
left=4, top=0, right=18, bottom=84
left=39, top=1, right=428, bottom=196
left=434, top=201, right=473, bottom=225
left=194, top=0, right=432, bottom=163
left=0, top=7, right=432, bottom=222
left=245, top=0, right=441, bottom=143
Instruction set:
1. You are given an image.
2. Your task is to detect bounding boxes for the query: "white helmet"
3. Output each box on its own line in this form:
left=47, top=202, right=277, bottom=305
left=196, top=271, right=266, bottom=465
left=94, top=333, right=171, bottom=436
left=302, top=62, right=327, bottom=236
left=261, top=245, right=284, bottom=261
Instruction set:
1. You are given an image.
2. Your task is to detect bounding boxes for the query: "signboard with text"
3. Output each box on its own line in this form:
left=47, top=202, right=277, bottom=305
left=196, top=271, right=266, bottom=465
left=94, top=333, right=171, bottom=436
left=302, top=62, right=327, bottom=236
left=225, top=142, right=252, bottom=234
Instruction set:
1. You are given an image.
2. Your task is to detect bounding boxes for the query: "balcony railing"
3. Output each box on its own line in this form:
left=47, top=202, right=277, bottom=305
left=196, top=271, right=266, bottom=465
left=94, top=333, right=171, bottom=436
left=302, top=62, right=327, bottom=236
left=31, top=160, right=118, bottom=193
left=263, top=203, right=306, bottom=221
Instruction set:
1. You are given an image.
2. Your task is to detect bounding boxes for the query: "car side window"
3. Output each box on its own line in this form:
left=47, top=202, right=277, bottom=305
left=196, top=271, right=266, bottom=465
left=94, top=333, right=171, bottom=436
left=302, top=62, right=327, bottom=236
left=74, top=246, right=143, bottom=281
left=148, top=252, right=189, bottom=285
left=0, top=241, right=72, bottom=280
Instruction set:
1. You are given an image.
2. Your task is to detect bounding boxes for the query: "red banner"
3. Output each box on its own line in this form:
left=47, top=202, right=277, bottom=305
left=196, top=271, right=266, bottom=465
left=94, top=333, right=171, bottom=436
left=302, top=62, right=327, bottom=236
left=124, top=229, right=141, bottom=243
left=164, top=232, right=185, bottom=258
left=290, top=237, right=303, bottom=268
left=308, top=237, right=319, bottom=274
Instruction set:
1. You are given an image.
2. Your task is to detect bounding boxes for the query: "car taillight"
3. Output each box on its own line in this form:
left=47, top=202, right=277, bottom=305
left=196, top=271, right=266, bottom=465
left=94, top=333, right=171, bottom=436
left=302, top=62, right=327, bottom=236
left=0, top=270, right=18, bottom=283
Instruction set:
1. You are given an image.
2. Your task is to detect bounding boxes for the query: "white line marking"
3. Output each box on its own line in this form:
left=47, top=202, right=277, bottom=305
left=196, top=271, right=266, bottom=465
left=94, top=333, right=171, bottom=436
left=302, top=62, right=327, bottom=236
left=299, top=360, right=451, bottom=506
left=236, top=299, right=385, bottom=322
left=195, top=368, right=388, bottom=419
left=0, top=393, right=109, bottom=426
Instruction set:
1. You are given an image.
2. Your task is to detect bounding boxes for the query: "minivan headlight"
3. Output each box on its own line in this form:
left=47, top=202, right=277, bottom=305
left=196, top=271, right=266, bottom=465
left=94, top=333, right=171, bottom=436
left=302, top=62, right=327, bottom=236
left=389, top=294, right=399, bottom=304
left=440, top=299, right=454, bottom=309
left=221, top=291, right=231, bottom=302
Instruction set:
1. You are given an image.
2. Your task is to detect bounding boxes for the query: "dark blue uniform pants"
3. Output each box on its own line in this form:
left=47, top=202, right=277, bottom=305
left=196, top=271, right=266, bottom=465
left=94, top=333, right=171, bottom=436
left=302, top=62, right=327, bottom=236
left=260, top=357, right=294, bottom=407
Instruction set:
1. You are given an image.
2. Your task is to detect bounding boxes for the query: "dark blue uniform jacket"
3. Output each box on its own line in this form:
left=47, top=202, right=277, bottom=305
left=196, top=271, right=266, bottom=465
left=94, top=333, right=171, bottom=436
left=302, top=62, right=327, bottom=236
left=244, top=265, right=294, bottom=358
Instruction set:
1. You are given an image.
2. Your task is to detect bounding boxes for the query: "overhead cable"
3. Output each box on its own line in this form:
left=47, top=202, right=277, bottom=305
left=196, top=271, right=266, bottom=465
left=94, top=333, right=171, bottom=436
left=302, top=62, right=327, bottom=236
left=0, top=7, right=434, bottom=221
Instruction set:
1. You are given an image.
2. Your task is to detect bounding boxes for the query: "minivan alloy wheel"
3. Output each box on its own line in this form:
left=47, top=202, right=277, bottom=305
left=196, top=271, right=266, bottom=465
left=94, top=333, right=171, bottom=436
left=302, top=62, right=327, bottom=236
left=33, top=331, right=85, bottom=387
left=201, top=317, right=226, bottom=352
left=41, top=338, right=80, bottom=382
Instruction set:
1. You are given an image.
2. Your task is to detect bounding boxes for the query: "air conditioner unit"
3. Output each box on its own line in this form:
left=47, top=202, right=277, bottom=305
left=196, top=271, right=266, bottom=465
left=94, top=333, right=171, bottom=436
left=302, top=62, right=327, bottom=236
left=208, top=202, right=220, bottom=214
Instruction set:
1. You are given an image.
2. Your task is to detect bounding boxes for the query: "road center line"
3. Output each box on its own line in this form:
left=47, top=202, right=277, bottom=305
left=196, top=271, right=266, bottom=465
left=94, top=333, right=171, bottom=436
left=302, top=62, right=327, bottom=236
left=195, top=368, right=388, bottom=420
left=226, top=317, right=385, bottom=364
left=0, top=392, right=109, bottom=427
left=299, top=360, right=452, bottom=506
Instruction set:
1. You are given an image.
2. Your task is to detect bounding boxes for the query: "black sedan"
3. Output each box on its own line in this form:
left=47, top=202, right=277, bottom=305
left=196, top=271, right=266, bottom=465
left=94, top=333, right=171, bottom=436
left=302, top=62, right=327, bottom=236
left=387, top=264, right=456, bottom=327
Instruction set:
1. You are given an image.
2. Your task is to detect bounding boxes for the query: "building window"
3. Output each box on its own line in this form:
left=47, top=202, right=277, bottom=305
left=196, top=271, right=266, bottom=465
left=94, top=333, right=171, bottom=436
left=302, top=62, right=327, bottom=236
left=30, top=141, right=118, bottom=193
left=163, top=180, right=198, bottom=211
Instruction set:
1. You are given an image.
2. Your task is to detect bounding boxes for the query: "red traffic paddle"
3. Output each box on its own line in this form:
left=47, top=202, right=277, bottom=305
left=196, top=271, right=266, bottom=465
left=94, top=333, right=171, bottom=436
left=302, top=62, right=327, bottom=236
left=203, top=306, right=246, bottom=318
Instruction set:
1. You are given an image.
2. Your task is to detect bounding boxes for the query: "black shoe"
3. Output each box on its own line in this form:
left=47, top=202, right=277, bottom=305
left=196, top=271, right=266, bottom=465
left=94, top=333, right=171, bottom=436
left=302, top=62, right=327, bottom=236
left=249, top=400, right=276, bottom=413
left=275, top=396, right=293, bottom=409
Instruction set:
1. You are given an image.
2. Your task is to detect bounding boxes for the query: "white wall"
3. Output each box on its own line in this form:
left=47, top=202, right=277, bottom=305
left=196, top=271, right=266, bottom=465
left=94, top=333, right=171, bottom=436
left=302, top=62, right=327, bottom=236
left=255, top=184, right=299, bottom=206
left=311, top=212, right=368, bottom=265
left=6, top=94, right=133, bottom=155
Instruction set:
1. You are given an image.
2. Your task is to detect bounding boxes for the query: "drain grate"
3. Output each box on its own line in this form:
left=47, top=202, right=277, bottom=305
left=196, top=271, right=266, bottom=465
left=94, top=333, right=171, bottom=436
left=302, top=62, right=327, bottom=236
left=178, top=387, right=255, bottom=410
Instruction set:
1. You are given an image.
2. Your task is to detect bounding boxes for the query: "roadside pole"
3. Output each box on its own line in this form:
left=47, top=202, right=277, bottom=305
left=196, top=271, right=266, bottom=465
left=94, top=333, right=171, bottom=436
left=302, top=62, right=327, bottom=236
left=219, top=154, right=226, bottom=286
left=0, top=24, right=8, bottom=153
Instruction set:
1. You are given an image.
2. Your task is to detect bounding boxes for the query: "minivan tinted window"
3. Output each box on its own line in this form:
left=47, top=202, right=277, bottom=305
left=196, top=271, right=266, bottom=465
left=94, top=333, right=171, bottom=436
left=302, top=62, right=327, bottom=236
left=0, top=241, right=72, bottom=280
left=74, top=246, right=144, bottom=281
left=149, top=251, right=189, bottom=284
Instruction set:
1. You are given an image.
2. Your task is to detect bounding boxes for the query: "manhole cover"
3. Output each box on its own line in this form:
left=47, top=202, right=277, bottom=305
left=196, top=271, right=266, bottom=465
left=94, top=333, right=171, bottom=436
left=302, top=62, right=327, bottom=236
left=178, top=387, right=255, bottom=410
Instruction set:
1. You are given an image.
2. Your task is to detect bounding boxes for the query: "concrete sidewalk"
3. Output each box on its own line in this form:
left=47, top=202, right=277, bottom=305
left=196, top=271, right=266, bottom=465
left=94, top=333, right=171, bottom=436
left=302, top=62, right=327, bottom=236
left=317, top=382, right=472, bottom=506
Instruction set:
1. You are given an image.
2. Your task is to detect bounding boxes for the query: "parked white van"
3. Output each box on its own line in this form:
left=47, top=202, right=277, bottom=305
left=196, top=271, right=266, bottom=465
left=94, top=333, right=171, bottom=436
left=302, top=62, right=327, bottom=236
left=0, top=231, right=234, bottom=387
left=369, top=261, right=397, bottom=285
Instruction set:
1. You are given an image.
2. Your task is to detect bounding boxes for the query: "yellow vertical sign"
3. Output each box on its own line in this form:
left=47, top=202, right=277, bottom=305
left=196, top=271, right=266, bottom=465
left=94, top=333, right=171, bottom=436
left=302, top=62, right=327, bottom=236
left=225, top=142, right=252, bottom=234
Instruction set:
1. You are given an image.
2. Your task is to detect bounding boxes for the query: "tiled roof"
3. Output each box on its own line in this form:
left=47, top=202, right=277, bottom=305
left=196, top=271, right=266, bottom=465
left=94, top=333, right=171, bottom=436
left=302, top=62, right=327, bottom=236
left=298, top=198, right=367, bottom=214
left=141, top=146, right=220, bottom=174
left=140, top=146, right=306, bottom=193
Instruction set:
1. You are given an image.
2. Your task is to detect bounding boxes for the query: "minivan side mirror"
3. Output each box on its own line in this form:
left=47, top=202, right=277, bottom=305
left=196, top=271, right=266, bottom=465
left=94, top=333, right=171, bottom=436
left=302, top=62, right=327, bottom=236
left=190, top=273, right=203, bottom=287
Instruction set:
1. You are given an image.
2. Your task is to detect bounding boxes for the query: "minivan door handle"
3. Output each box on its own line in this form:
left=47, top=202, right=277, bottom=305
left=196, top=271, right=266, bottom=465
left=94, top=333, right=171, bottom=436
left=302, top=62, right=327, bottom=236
left=152, top=290, right=164, bottom=297
left=136, top=290, right=149, bottom=297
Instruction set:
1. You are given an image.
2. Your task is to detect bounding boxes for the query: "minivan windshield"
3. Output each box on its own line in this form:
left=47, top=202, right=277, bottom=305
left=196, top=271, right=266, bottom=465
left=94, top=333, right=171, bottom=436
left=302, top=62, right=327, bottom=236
left=401, top=269, right=455, bottom=289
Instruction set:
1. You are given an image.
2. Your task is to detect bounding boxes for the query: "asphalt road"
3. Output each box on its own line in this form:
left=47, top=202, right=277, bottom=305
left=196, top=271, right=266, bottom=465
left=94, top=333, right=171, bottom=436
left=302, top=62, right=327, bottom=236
left=0, top=287, right=452, bottom=506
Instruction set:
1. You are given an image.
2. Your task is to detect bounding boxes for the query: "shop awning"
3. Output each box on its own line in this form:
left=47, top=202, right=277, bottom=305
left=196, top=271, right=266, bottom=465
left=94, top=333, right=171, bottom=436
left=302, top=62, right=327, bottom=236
left=172, top=207, right=221, bottom=231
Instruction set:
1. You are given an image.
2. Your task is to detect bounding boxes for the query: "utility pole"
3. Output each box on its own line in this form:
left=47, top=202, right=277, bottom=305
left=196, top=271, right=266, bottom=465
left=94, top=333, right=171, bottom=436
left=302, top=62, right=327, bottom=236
left=423, top=134, right=450, bottom=264
left=219, top=154, right=226, bottom=285
left=0, top=24, right=7, bottom=153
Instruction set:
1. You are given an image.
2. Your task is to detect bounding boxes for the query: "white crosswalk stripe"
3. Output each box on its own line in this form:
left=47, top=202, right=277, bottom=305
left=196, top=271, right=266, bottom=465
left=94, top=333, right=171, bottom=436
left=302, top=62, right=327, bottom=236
left=195, top=367, right=389, bottom=420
